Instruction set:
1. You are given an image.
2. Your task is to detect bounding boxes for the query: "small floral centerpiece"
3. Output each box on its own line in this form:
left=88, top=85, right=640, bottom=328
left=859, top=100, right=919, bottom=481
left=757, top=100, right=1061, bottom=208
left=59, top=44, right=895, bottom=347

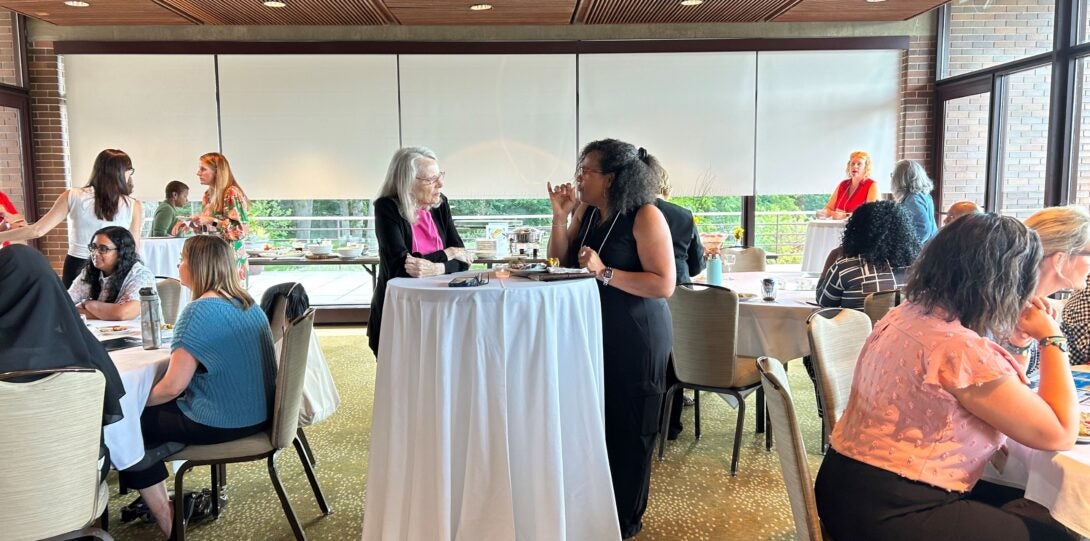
left=699, top=232, right=726, bottom=256
left=732, top=227, right=745, bottom=246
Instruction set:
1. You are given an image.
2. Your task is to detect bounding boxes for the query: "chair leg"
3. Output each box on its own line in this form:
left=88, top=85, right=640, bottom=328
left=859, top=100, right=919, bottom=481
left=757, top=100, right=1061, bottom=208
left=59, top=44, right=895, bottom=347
left=98, top=504, right=109, bottom=531
left=693, top=390, right=701, bottom=440
left=765, top=400, right=772, bottom=451
left=657, top=384, right=679, bottom=460
left=821, top=418, right=829, bottom=454
left=730, top=390, right=745, bottom=476
left=293, top=437, right=331, bottom=515
left=297, top=428, right=316, bottom=466
left=173, top=462, right=194, bottom=541
left=210, top=463, right=222, bottom=519
left=267, top=451, right=307, bottom=541
left=755, top=385, right=766, bottom=434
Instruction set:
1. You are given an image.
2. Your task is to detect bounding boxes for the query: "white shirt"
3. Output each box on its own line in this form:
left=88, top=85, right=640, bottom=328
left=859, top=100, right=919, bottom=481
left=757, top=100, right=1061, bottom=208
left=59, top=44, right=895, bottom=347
left=68, top=260, right=156, bottom=306
left=66, top=187, right=137, bottom=259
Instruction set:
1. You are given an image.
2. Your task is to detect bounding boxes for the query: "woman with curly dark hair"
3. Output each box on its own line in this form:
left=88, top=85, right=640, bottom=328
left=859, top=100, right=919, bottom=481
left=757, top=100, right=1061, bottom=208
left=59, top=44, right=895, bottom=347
left=68, top=225, right=156, bottom=321
left=548, top=138, right=675, bottom=538
left=817, top=200, right=920, bottom=309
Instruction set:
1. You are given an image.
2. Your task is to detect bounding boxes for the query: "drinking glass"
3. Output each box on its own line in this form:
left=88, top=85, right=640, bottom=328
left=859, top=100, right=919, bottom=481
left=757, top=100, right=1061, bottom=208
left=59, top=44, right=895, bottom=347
left=723, top=253, right=736, bottom=279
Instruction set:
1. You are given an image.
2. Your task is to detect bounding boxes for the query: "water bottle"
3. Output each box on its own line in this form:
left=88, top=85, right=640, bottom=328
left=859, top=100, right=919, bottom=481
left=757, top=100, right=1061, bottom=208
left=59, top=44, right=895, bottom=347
left=707, top=253, right=723, bottom=286
left=139, top=286, right=162, bottom=350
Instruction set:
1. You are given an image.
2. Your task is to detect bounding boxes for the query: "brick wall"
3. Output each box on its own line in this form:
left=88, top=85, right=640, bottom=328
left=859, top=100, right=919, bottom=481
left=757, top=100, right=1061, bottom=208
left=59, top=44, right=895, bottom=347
left=1076, top=60, right=1090, bottom=208
left=901, top=35, right=936, bottom=177
left=940, top=0, right=1054, bottom=217
left=28, top=39, right=69, bottom=269
left=0, top=10, right=24, bottom=216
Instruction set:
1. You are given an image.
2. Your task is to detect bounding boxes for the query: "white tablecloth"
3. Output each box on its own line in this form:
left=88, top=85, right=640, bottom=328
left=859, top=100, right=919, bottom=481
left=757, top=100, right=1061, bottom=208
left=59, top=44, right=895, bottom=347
left=983, top=440, right=1090, bottom=538
left=800, top=220, right=847, bottom=274
left=104, top=346, right=170, bottom=470
left=362, top=272, right=620, bottom=541
left=140, top=237, right=187, bottom=279
left=724, top=271, right=819, bottom=362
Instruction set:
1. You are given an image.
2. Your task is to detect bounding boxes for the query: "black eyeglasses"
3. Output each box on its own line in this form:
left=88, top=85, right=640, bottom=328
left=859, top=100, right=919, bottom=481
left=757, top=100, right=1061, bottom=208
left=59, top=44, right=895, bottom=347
left=449, top=273, right=490, bottom=288
left=87, top=243, right=118, bottom=255
left=126, top=168, right=135, bottom=176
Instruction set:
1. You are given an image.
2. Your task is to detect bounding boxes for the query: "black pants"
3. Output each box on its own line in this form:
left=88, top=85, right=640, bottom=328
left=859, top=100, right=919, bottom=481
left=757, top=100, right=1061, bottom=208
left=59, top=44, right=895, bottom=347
left=119, top=400, right=265, bottom=490
left=605, top=389, right=663, bottom=539
left=62, top=255, right=87, bottom=289
left=815, top=448, right=1078, bottom=541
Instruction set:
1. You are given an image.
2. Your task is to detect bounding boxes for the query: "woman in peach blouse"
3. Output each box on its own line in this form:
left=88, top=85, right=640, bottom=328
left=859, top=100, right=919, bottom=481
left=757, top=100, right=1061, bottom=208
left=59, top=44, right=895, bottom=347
left=818, top=150, right=879, bottom=219
left=815, top=213, right=1079, bottom=541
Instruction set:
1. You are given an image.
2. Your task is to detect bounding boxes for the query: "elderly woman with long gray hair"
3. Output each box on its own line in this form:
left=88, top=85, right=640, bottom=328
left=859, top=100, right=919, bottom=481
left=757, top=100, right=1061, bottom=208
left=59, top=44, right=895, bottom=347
left=369, top=147, right=472, bottom=355
left=890, top=159, right=938, bottom=243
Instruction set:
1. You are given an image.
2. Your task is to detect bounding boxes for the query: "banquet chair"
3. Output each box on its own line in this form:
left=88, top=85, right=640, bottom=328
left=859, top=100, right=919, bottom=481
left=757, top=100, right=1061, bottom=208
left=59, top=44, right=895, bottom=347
left=757, top=357, right=826, bottom=541
left=807, top=308, right=871, bottom=452
left=729, top=246, right=767, bottom=272
left=156, top=276, right=183, bottom=325
left=862, top=289, right=902, bottom=326
left=166, top=309, right=330, bottom=541
left=264, top=286, right=319, bottom=467
left=659, top=283, right=764, bottom=476
left=0, top=368, right=113, bottom=541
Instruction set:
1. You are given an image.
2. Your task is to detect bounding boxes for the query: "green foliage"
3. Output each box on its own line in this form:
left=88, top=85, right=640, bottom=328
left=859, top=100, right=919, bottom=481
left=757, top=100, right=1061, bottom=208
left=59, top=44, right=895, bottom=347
left=248, top=199, right=292, bottom=241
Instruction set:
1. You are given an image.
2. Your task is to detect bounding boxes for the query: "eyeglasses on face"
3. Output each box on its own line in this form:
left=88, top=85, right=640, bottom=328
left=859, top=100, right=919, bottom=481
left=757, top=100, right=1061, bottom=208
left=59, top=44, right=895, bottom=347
left=416, top=171, right=446, bottom=185
left=576, top=165, right=607, bottom=176
left=87, top=243, right=118, bottom=255
left=126, top=168, right=135, bottom=176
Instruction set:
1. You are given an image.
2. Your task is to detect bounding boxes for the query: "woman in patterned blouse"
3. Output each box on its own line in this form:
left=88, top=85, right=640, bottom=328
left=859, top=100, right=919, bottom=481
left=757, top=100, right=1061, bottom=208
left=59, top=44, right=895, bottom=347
left=817, top=200, right=920, bottom=310
left=192, top=152, right=249, bottom=281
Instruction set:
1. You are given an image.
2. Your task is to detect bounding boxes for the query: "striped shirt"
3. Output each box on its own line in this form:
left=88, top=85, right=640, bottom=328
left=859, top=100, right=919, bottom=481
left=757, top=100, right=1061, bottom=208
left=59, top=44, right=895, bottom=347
left=817, top=255, right=906, bottom=310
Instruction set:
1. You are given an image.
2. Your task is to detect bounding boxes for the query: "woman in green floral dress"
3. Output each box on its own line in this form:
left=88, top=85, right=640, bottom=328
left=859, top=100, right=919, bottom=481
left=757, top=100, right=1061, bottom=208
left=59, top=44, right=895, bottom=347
left=193, top=152, right=250, bottom=281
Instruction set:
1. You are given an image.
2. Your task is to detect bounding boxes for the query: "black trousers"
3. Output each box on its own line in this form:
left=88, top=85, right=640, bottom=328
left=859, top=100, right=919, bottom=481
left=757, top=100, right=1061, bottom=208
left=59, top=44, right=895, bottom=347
left=815, top=448, right=1078, bottom=541
left=62, top=255, right=86, bottom=289
left=605, top=388, right=664, bottom=539
left=119, top=400, right=265, bottom=490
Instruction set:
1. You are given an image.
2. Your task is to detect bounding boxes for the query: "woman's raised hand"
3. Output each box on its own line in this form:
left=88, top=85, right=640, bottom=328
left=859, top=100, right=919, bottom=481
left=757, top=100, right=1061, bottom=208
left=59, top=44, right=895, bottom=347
left=547, top=182, right=578, bottom=218
left=1016, top=296, right=1063, bottom=341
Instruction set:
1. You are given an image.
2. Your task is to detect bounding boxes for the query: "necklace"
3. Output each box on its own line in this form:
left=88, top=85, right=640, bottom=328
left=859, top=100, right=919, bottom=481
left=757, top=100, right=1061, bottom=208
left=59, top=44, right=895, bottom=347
left=579, top=207, right=621, bottom=255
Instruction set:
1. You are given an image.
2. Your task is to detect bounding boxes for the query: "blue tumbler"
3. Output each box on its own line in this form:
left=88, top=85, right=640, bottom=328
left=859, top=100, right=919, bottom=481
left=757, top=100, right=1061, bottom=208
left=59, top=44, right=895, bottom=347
left=707, top=254, right=723, bottom=286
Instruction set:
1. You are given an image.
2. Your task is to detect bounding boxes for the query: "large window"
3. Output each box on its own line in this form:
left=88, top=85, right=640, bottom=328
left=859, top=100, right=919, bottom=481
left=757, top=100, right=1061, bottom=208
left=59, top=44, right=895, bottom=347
left=940, top=92, right=990, bottom=214
left=942, top=0, right=1055, bottom=79
left=1073, top=57, right=1090, bottom=207
left=999, top=65, right=1051, bottom=218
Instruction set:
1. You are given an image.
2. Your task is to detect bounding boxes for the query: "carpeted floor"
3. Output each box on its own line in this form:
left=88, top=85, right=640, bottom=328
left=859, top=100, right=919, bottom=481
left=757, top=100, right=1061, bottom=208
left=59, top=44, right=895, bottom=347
left=105, top=329, right=826, bottom=540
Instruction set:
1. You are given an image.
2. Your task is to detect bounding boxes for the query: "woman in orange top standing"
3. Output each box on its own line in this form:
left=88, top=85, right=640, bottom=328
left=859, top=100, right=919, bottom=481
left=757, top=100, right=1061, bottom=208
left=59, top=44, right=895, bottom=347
left=818, top=150, right=879, bottom=219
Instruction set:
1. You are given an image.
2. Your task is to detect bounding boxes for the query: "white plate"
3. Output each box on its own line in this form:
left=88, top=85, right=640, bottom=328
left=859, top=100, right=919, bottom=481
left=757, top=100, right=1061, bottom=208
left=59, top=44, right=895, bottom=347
left=96, top=325, right=134, bottom=335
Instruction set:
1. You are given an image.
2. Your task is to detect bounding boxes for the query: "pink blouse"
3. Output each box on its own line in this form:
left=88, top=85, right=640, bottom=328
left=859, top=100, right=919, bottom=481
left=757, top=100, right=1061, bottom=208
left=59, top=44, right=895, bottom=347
left=411, top=209, right=444, bottom=255
left=831, top=302, right=1028, bottom=492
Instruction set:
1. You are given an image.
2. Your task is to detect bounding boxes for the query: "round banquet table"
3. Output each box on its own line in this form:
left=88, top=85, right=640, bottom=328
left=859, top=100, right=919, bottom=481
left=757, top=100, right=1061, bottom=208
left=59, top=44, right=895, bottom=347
left=140, top=237, right=187, bottom=279
left=800, top=219, right=847, bottom=274
left=361, top=272, right=620, bottom=541
left=715, top=271, right=820, bottom=362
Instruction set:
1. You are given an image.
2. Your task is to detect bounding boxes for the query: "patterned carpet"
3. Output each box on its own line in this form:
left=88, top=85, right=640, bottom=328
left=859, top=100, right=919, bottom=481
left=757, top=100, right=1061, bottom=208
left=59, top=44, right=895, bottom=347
left=104, top=329, right=825, bottom=540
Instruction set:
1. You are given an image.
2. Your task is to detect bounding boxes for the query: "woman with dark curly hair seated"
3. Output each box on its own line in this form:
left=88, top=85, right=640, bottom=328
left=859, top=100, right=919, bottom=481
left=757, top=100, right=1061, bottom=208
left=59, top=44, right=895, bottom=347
left=817, top=200, right=920, bottom=309
left=68, top=225, right=156, bottom=321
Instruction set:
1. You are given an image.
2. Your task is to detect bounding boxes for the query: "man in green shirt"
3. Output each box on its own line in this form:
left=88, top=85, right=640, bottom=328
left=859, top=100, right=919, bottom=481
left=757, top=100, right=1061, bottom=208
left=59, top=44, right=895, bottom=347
left=150, top=180, right=189, bottom=237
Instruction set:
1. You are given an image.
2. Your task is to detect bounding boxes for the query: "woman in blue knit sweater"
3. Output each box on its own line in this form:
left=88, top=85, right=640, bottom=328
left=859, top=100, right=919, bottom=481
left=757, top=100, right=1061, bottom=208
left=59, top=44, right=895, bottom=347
left=120, top=235, right=277, bottom=538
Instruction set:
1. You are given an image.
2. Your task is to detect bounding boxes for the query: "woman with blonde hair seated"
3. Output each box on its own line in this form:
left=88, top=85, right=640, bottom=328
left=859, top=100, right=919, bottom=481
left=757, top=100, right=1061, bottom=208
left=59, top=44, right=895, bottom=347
left=119, top=235, right=276, bottom=538
left=817, top=150, right=879, bottom=219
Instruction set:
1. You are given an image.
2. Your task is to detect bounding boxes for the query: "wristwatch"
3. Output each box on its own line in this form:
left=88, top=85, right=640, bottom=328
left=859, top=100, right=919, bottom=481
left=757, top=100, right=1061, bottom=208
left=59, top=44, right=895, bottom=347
left=1039, top=336, right=1069, bottom=353
left=599, top=267, right=614, bottom=287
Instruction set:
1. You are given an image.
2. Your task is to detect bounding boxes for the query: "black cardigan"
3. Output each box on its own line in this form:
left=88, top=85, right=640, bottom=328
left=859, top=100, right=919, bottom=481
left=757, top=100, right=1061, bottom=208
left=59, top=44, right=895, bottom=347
left=368, top=194, right=468, bottom=355
left=654, top=199, right=705, bottom=284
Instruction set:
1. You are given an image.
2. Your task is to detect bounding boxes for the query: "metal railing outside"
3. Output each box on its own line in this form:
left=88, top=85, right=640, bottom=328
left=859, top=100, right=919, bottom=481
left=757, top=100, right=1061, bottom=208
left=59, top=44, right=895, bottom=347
left=240, top=210, right=814, bottom=264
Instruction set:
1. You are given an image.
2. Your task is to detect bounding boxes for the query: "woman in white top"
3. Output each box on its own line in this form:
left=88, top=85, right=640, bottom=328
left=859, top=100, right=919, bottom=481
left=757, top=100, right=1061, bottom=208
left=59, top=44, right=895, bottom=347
left=0, top=149, right=142, bottom=287
left=68, top=225, right=156, bottom=321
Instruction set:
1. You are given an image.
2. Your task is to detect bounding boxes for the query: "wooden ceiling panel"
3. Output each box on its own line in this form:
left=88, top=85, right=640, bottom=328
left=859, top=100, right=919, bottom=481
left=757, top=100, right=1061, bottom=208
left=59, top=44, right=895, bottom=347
left=159, top=0, right=392, bottom=25
left=773, top=0, right=946, bottom=22
left=0, top=0, right=194, bottom=25
left=576, top=0, right=797, bottom=24
left=384, top=0, right=576, bottom=26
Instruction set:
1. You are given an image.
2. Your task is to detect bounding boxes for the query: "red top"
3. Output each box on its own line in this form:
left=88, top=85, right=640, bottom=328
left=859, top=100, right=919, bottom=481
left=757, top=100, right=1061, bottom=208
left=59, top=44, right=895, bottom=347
left=0, top=191, right=17, bottom=247
left=832, top=178, right=875, bottom=213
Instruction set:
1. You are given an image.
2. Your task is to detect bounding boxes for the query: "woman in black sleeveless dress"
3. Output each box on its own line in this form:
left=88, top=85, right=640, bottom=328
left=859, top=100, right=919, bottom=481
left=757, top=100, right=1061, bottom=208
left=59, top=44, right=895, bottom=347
left=547, top=139, right=676, bottom=538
